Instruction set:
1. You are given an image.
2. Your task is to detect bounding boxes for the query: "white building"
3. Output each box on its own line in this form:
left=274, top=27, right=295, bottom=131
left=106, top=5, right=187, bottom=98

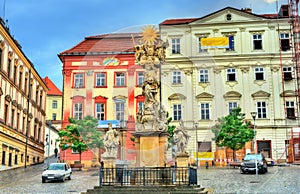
left=160, top=5, right=298, bottom=163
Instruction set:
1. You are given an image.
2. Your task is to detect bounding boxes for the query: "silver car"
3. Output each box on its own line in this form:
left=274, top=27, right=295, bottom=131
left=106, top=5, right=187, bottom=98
left=42, top=163, right=72, bottom=183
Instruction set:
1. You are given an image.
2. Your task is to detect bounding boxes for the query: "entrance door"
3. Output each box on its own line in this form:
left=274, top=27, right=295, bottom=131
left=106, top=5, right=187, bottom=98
left=257, top=140, right=271, bottom=158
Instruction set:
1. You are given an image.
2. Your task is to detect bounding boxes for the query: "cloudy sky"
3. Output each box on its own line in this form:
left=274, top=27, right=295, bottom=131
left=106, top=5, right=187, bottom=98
left=2, top=0, right=286, bottom=89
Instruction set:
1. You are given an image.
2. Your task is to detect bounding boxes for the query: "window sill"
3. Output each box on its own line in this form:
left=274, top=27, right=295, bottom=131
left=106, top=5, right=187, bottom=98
left=171, top=83, right=183, bottom=87
left=94, top=86, right=107, bottom=88
left=113, top=86, right=127, bottom=88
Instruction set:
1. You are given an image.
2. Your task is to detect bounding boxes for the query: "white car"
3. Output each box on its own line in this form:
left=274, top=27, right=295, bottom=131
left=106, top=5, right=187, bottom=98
left=42, top=163, right=72, bottom=183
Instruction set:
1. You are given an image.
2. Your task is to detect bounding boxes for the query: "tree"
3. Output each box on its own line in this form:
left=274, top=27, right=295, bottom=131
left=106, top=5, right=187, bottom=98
left=212, top=107, right=254, bottom=161
left=57, top=116, right=103, bottom=164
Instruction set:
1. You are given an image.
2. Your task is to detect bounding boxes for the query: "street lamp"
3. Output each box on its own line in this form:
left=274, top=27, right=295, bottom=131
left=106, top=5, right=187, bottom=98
left=250, top=112, right=258, bottom=176
left=194, top=122, right=199, bottom=168
left=46, top=134, right=50, bottom=166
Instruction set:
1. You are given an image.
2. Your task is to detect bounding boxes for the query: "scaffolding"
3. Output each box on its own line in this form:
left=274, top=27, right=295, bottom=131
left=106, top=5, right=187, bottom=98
left=289, top=0, right=300, bottom=163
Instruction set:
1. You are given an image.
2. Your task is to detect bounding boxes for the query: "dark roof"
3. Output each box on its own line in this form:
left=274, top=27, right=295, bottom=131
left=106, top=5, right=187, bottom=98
left=59, top=33, right=141, bottom=56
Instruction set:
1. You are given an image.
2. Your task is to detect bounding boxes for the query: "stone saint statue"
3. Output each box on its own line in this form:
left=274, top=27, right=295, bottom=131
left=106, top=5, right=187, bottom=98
left=173, top=120, right=190, bottom=153
left=103, top=123, right=119, bottom=157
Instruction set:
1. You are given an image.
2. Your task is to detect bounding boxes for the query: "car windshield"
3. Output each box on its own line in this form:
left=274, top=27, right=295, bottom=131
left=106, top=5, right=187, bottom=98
left=48, top=164, right=64, bottom=170
left=243, top=154, right=262, bottom=161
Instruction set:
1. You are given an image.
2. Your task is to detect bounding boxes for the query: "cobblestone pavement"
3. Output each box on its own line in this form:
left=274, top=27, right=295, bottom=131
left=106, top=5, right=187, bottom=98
left=0, top=156, right=99, bottom=194
left=0, top=160, right=299, bottom=194
left=198, top=165, right=300, bottom=194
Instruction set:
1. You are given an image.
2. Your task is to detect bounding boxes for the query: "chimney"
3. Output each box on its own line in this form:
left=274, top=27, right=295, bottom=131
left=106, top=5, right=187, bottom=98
left=241, top=8, right=252, bottom=13
left=279, top=4, right=289, bottom=17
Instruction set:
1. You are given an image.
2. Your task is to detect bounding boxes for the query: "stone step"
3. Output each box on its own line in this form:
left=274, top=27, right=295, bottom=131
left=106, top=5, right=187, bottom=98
left=85, top=186, right=207, bottom=194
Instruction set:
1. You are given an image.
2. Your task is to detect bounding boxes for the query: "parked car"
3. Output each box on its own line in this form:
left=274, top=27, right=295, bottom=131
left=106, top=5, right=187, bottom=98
left=240, top=153, right=268, bottom=174
left=42, top=163, right=72, bottom=183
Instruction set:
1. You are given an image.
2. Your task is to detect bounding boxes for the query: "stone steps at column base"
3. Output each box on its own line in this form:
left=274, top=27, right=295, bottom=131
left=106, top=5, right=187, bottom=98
left=84, top=185, right=211, bottom=194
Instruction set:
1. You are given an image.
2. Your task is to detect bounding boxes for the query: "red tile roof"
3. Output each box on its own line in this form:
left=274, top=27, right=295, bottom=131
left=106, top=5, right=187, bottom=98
left=260, top=14, right=278, bottom=19
left=59, top=33, right=141, bottom=55
left=42, top=76, right=62, bottom=96
left=159, top=18, right=198, bottom=25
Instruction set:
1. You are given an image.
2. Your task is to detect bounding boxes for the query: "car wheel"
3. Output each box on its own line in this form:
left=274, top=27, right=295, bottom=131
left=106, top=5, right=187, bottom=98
left=42, top=179, right=46, bottom=183
left=240, top=168, right=244, bottom=174
left=264, top=167, right=268, bottom=173
left=68, top=175, right=71, bottom=180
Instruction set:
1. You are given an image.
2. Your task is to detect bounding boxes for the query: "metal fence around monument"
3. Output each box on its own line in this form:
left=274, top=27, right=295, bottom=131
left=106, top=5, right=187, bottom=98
left=99, top=166, right=197, bottom=187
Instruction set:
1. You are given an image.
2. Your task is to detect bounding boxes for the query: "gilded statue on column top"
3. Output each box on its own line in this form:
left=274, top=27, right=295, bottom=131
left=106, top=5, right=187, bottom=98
left=134, top=25, right=169, bottom=132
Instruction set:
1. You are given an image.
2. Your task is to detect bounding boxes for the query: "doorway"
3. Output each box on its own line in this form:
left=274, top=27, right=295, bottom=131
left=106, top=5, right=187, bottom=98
left=257, top=140, right=271, bottom=158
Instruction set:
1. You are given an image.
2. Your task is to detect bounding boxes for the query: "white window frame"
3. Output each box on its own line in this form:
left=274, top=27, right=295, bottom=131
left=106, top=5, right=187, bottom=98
left=226, top=35, right=235, bottom=51
left=171, top=38, right=181, bottom=54
left=116, top=102, right=125, bottom=121
left=52, top=100, right=57, bottom=109
left=254, top=67, right=265, bottom=81
left=74, top=74, right=84, bottom=88
left=283, top=67, right=293, bottom=80
left=73, top=103, right=83, bottom=120
left=115, top=72, right=125, bottom=86
left=200, top=103, right=210, bottom=120
left=227, top=68, right=236, bottom=82
left=95, top=103, right=105, bottom=120
left=286, top=101, right=295, bottom=118
left=253, top=34, right=263, bottom=50
left=172, top=71, right=182, bottom=84
left=96, top=73, right=106, bottom=87
left=137, top=102, right=144, bottom=111
left=228, top=102, right=238, bottom=113
left=137, top=72, right=144, bottom=86
left=198, top=37, right=208, bottom=53
left=257, top=101, right=267, bottom=119
left=199, top=69, right=209, bottom=83
left=173, top=104, right=182, bottom=121
left=280, top=33, right=290, bottom=51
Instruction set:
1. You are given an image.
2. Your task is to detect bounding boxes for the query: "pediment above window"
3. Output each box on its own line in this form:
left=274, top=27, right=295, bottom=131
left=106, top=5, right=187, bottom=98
left=71, top=95, right=85, bottom=100
left=280, top=90, right=297, bottom=97
left=196, top=92, right=214, bottom=100
left=168, top=93, right=186, bottom=100
left=223, top=91, right=242, bottom=99
left=94, top=95, right=108, bottom=102
left=113, top=95, right=127, bottom=102
left=251, top=90, right=270, bottom=98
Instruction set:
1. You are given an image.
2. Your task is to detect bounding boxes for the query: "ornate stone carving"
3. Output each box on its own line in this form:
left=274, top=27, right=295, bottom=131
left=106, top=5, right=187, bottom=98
left=173, top=120, right=190, bottom=154
left=134, top=26, right=169, bottom=133
left=103, top=123, right=119, bottom=157
left=240, top=66, right=250, bottom=73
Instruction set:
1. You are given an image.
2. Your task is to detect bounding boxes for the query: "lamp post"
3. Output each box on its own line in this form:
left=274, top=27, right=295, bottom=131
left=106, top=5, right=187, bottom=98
left=46, top=134, right=50, bottom=166
left=194, top=122, right=199, bottom=168
left=250, top=112, right=258, bottom=176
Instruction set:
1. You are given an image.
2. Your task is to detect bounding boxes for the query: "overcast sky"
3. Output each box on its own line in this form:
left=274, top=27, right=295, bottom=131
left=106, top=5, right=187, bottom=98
left=1, top=0, right=285, bottom=89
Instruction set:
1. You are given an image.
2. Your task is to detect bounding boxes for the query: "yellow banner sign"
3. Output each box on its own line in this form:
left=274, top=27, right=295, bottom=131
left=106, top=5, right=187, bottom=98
left=194, top=152, right=214, bottom=159
left=201, top=37, right=229, bottom=48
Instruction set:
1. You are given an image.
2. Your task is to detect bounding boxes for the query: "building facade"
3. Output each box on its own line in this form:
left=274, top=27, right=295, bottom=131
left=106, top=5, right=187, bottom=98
left=0, top=19, right=48, bottom=170
left=160, top=6, right=299, bottom=163
left=58, top=33, right=144, bottom=166
left=43, top=76, right=63, bottom=130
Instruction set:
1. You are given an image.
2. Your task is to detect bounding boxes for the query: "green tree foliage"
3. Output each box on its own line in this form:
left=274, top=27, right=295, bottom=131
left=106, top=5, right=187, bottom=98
left=57, top=116, right=103, bottom=164
left=212, top=107, right=254, bottom=160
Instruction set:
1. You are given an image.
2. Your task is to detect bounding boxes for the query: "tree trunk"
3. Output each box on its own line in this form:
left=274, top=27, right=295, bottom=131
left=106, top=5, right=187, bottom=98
left=233, top=149, right=236, bottom=162
left=79, top=152, right=82, bottom=164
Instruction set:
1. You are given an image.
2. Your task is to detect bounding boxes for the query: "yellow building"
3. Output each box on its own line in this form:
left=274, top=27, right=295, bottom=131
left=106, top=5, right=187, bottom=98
left=0, top=18, right=48, bottom=170
left=43, top=76, right=63, bottom=130
left=160, top=5, right=298, bottom=164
